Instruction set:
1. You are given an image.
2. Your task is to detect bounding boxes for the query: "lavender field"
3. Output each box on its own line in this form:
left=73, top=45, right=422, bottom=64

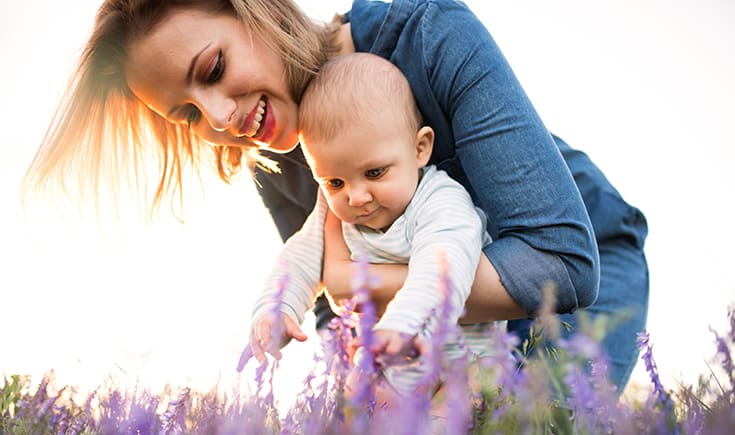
left=2, top=262, right=735, bottom=434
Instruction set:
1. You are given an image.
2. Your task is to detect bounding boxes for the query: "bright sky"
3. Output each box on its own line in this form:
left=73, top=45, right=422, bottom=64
left=1, top=0, right=734, bottom=406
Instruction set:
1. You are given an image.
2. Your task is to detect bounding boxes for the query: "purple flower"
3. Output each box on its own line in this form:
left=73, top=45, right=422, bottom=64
left=557, top=332, right=620, bottom=431
left=418, top=252, right=461, bottom=391
left=444, top=357, right=474, bottom=433
left=636, top=330, right=680, bottom=434
left=710, top=326, right=735, bottom=399
left=345, top=254, right=379, bottom=417
left=484, top=325, right=523, bottom=394
left=160, top=387, right=190, bottom=434
left=564, top=365, right=596, bottom=430
left=636, top=331, right=669, bottom=405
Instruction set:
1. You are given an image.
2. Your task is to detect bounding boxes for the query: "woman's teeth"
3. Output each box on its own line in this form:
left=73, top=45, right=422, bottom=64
left=244, top=99, right=266, bottom=137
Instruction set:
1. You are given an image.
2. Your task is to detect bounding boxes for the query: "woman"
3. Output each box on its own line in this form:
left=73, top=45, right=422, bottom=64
left=23, top=0, right=648, bottom=393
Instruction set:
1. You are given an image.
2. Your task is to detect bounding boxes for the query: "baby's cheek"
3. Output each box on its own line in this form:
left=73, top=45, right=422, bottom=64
left=327, top=200, right=354, bottom=224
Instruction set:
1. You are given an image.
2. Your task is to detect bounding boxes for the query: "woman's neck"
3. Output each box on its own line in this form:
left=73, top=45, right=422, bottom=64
left=335, top=23, right=355, bottom=55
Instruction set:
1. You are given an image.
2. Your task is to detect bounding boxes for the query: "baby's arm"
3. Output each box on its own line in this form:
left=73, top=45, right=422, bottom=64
left=240, top=193, right=329, bottom=367
left=376, top=171, right=485, bottom=337
left=323, top=210, right=524, bottom=322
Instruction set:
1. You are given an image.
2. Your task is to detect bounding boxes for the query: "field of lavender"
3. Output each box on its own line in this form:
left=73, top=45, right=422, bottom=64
left=2, top=263, right=734, bottom=434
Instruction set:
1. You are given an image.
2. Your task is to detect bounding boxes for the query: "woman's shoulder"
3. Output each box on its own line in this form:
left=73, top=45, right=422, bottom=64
left=349, top=0, right=472, bottom=19
left=349, top=0, right=480, bottom=55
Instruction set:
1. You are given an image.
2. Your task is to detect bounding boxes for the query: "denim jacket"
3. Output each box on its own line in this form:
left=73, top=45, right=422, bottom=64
left=253, top=0, right=647, bottom=326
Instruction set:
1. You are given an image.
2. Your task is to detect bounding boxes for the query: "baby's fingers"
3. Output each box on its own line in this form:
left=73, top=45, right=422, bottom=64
left=383, top=335, right=408, bottom=356
left=236, top=345, right=254, bottom=372
left=257, top=331, right=283, bottom=360
left=283, top=316, right=308, bottom=342
left=251, top=322, right=274, bottom=363
left=236, top=337, right=266, bottom=372
left=413, top=336, right=432, bottom=358
left=369, top=334, right=389, bottom=356
left=347, top=336, right=360, bottom=362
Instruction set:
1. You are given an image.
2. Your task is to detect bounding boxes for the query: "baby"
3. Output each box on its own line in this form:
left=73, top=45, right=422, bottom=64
left=242, top=52, right=503, bottom=399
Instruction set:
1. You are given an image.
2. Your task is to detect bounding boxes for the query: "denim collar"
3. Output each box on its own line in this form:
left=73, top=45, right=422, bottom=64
left=349, top=0, right=418, bottom=57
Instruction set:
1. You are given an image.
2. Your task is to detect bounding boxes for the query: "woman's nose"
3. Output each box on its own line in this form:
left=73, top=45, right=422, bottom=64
left=198, top=92, right=237, bottom=132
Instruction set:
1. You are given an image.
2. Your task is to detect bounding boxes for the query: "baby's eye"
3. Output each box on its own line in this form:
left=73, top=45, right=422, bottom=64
left=326, top=179, right=344, bottom=189
left=207, top=50, right=225, bottom=83
left=365, top=167, right=385, bottom=178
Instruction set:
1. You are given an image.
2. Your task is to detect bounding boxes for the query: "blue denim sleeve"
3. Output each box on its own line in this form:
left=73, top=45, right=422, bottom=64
left=411, top=1, right=599, bottom=314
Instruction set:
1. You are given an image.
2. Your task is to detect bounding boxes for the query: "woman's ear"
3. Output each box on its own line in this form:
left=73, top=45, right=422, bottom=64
left=415, top=126, right=434, bottom=167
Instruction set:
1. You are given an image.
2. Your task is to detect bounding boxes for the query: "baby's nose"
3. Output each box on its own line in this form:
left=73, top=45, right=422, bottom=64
left=348, top=188, right=372, bottom=207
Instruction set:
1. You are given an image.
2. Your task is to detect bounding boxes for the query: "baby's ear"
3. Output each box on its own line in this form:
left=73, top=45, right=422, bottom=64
left=415, top=126, right=434, bottom=167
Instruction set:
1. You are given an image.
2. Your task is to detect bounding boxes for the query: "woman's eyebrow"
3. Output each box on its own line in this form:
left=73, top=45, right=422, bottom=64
left=166, top=42, right=212, bottom=117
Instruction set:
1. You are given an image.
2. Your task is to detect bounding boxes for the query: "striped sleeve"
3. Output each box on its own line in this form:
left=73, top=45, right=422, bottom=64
left=251, top=191, right=327, bottom=324
left=375, top=167, right=484, bottom=335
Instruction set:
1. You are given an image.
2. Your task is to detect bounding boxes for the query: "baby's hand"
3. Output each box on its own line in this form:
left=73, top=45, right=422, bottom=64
left=370, top=329, right=430, bottom=367
left=237, top=312, right=307, bottom=371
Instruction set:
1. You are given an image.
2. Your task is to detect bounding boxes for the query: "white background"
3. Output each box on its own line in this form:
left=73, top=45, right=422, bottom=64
left=1, top=0, right=733, bottom=405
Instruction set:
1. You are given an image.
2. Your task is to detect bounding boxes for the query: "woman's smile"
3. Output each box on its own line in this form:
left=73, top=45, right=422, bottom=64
left=253, top=97, right=276, bottom=145
left=239, top=97, right=266, bottom=138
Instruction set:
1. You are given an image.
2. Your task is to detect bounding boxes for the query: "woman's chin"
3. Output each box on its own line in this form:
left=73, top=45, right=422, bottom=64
left=257, top=136, right=299, bottom=154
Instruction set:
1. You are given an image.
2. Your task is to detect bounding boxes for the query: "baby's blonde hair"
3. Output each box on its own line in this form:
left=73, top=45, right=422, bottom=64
left=23, top=0, right=338, bottom=216
left=298, top=53, right=422, bottom=151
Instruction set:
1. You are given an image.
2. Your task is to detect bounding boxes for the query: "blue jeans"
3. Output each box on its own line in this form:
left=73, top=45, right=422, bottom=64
left=507, top=234, right=650, bottom=392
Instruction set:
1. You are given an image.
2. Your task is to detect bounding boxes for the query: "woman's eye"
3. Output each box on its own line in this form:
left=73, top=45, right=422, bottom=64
left=327, top=179, right=344, bottom=189
left=207, top=50, right=225, bottom=83
left=365, top=167, right=385, bottom=178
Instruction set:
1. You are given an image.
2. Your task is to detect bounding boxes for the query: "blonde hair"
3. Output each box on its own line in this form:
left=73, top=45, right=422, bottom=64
left=299, top=53, right=422, bottom=149
left=23, top=0, right=337, bottom=215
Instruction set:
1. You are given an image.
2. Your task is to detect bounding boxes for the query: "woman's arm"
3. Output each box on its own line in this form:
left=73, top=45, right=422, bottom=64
left=413, top=1, right=599, bottom=315
left=461, top=254, right=526, bottom=324
left=322, top=209, right=404, bottom=316
left=342, top=0, right=599, bottom=319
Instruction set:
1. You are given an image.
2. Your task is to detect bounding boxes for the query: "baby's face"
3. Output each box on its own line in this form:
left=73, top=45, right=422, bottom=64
left=305, top=118, right=429, bottom=232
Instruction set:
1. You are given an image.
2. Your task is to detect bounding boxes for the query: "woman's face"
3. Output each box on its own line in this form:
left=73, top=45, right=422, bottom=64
left=126, top=9, right=299, bottom=152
